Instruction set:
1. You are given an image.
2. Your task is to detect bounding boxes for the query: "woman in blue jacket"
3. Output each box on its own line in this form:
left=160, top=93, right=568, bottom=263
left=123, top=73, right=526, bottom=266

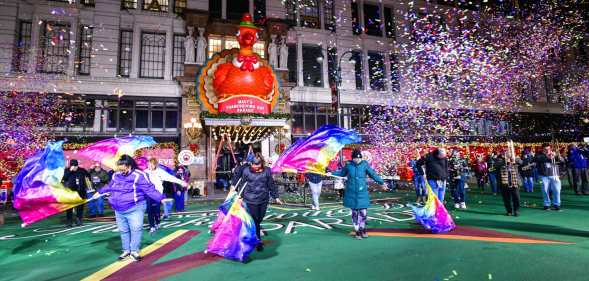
left=331, top=149, right=387, bottom=240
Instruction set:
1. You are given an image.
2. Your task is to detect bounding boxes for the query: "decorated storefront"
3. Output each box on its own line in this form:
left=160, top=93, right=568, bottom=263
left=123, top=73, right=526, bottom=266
left=177, top=13, right=292, bottom=195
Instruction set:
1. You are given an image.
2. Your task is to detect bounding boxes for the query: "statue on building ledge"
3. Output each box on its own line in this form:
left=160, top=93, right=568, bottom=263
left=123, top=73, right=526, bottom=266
left=279, top=37, right=288, bottom=70
left=196, top=28, right=207, bottom=65
left=268, top=34, right=278, bottom=68
left=184, top=27, right=196, bottom=64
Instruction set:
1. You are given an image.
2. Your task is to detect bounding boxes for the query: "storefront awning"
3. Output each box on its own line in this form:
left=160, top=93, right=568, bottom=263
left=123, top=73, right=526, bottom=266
left=204, top=117, right=288, bottom=143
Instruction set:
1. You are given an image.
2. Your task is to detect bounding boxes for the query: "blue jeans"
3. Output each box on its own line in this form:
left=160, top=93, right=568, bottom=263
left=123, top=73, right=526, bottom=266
left=174, top=191, right=185, bottom=212
left=115, top=201, right=147, bottom=253
left=162, top=198, right=173, bottom=217
left=523, top=177, right=534, bottom=192
left=488, top=172, right=498, bottom=193
left=414, top=175, right=426, bottom=197
left=541, top=176, right=561, bottom=207
left=428, top=179, right=447, bottom=201
left=452, top=176, right=466, bottom=204
left=87, top=191, right=104, bottom=216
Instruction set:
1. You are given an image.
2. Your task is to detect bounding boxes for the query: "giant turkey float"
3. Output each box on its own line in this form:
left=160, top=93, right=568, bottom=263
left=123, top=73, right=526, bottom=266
left=196, top=13, right=289, bottom=182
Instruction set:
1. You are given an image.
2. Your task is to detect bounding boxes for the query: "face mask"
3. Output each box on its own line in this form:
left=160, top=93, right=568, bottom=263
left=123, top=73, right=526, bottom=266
left=353, top=158, right=362, bottom=164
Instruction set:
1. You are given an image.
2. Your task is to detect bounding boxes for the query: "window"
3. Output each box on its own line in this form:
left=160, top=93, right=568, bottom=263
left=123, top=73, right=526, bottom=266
left=208, top=37, right=222, bottom=58
left=352, top=50, right=363, bottom=90
left=384, top=7, right=395, bottom=38
left=140, top=32, right=166, bottom=79
left=152, top=102, right=164, bottom=129
left=12, top=21, right=31, bottom=73
left=300, top=0, right=320, bottom=29
left=208, top=36, right=265, bottom=58
left=291, top=104, right=362, bottom=135
left=389, top=52, right=400, bottom=91
left=174, top=0, right=186, bottom=14
left=324, top=0, right=336, bottom=32
left=225, top=38, right=240, bottom=50
left=364, top=3, right=382, bottom=37
left=143, top=0, right=169, bottom=12
left=284, top=0, right=296, bottom=23
left=327, top=47, right=337, bottom=86
left=302, top=45, right=323, bottom=87
left=118, top=30, right=133, bottom=77
left=37, top=21, right=71, bottom=74
left=165, top=102, right=178, bottom=129
left=253, top=42, right=265, bottom=58
left=173, top=34, right=185, bottom=78
left=136, top=101, right=149, bottom=129
left=368, top=52, right=385, bottom=91
left=227, top=0, right=249, bottom=20
left=209, top=0, right=222, bottom=19
left=351, top=1, right=361, bottom=35
left=253, top=0, right=266, bottom=23
left=287, top=44, right=297, bottom=83
left=77, top=25, right=93, bottom=75
left=43, top=96, right=179, bottom=135
left=121, top=0, right=137, bottom=9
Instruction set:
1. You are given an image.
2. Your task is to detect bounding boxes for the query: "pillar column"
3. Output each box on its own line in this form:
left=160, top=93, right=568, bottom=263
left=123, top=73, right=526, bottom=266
left=296, top=32, right=304, bottom=87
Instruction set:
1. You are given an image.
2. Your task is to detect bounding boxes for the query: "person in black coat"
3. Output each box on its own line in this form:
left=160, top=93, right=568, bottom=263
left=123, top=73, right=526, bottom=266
left=495, top=153, right=522, bottom=216
left=238, top=152, right=283, bottom=252
left=62, top=159, right=90, bottom=227
left=417, top=148, right=449, bottom=201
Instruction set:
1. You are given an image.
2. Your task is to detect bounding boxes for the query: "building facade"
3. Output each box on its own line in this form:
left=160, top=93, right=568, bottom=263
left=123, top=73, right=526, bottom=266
left=0, top=0, right=586, bottom=191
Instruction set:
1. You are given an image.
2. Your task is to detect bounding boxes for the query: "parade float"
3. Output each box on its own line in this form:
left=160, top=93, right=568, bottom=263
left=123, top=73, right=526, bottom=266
left=195, top=13, right=289, bottom=182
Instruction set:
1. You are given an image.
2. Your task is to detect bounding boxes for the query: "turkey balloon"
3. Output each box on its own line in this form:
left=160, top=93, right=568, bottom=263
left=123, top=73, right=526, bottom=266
left=198, top=13, right=280, bottom=114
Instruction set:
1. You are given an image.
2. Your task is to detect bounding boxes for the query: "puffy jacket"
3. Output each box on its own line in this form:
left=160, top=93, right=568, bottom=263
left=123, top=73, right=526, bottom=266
left=417, top=152, right=448, bottom=181
left=89, top=168, right=110, bottom=191
left=239, top=167, right=279, bottom=205
left=474, top=160, right=488, bottom=175
left=98, top=170, right=163, bottom=212
left=535, top=152, right=563, bottom=177
left=332, top=160, right=385, bottom=209
left=231, top=163, right=249, bottom=187
left=63, top=168, right=90, bottom=199
left=568, top=148, right=588, bottom=169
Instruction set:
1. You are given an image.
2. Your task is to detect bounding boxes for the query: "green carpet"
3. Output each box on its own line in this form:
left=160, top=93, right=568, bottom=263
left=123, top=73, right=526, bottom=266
left=1, top=184, right=588, bottom=281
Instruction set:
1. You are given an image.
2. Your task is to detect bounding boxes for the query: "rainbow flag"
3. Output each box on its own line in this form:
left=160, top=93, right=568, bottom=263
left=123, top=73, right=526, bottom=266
left=410, top=182, right=456, bottom=233
left=206, top=189, right=259, bottom=262
left=13, top=141, right=86, bottom=227
left=271, top=125, right=361, bottom=175
left=78, top=136, right=156, bottom=170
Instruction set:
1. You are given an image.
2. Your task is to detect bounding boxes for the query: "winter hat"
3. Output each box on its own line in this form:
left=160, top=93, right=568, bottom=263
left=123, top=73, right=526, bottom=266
left=352, top=149, right=362, bottom=159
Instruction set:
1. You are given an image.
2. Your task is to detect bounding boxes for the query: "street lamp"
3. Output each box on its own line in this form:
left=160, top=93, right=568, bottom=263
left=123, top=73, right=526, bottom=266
left=183, top=116, right=203, bottom=142
left=333, top=50, right=357, bottom=164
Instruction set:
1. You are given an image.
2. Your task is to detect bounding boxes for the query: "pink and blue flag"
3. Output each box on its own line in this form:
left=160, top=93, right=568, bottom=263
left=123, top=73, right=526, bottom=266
left=271, top=125, right=361, bottom=175
left=207, top=189, right=259, bottom=262
left=78, top=136, right=156, bottom=170
left=410, top=182, right=455, bottom=233
left=13, top=141, right=86, bottom=227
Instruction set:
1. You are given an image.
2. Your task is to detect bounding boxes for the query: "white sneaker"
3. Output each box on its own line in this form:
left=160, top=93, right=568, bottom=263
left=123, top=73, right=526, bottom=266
left=130, top=252, right=142, bottom=261
left=149, top=227, right=156, bottom=235
left=460, top=202, right=467, bottom=209
left=118, top=251, right=130, bottom=260
left=454, top=203, right=460, bottom=209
